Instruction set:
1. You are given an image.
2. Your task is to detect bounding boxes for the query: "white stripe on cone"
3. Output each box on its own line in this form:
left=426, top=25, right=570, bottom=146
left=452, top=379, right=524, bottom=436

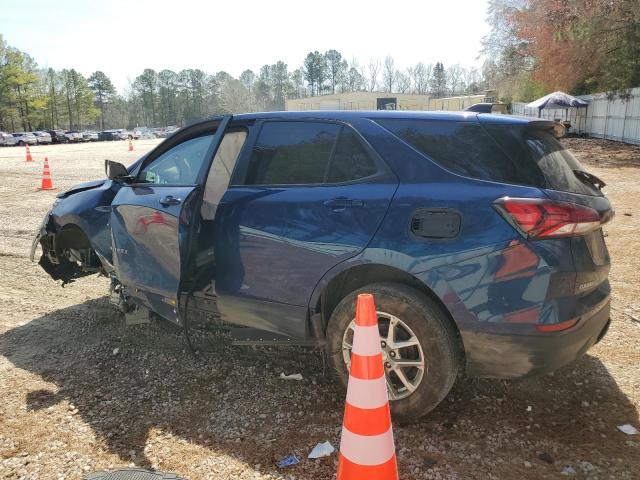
left=351, top=324, right=383, bottom=356
left=345, top=375, right=388, bottom=409
left=340, top=426, right=395, bottom=465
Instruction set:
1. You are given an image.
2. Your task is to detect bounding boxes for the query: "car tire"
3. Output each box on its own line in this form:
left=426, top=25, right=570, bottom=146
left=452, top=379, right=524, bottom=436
left=326, top=282, right=460, bottom=422
left=18, top=141, right=24, bottom=146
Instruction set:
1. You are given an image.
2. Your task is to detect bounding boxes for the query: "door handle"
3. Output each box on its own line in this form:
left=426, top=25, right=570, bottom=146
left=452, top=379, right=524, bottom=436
left=160, top=195, right=181, bottom=207
left=323, top=198, right=364, bottom=209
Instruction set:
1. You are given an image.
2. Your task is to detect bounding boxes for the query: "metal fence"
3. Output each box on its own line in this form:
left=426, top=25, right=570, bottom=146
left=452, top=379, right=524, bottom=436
left=511, top=87, right=640, bottom=145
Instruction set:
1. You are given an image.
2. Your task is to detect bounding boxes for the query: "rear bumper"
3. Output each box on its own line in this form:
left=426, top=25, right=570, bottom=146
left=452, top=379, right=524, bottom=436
left=463, top=297, right=610, bottom=379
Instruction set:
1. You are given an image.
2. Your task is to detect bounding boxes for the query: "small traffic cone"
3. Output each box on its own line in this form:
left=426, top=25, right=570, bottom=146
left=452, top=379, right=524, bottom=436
left=25, top=144, right=33, bottom=162
left=37, top=157, right=55, bottom=191
left=128, top=139, right=133, bottom=151
left=337, top=293, right=398, bottom=480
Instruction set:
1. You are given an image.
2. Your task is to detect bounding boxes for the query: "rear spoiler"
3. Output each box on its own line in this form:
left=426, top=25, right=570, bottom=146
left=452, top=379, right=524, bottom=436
left=528, top=120, right=566, bottom=138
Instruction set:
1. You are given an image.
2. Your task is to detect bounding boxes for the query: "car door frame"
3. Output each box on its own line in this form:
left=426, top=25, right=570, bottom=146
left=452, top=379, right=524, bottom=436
left=111, top=116, right=232, bottom=323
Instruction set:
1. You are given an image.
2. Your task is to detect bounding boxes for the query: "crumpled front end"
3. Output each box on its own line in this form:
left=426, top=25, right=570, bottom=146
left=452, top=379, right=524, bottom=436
left=31, top=210, right=103, bottom=286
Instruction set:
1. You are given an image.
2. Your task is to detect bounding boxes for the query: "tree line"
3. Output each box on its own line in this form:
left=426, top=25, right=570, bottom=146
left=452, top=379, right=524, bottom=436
left=0, top=34, right=485, bottom=132
left=482, top=0, right=640, bottom=101
left=3, top=1, right=638, bottom=131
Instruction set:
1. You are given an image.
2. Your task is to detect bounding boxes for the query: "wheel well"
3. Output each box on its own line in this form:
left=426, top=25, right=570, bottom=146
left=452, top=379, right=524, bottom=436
left=316, top=264, right=464, bottom=357
left=56, top=224, right=92, bottom=251
left=54, top=224, right=101, bottom=269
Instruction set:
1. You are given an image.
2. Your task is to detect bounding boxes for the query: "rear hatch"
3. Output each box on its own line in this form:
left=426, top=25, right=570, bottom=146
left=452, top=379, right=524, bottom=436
left=481, top=119, right=612, bottom=300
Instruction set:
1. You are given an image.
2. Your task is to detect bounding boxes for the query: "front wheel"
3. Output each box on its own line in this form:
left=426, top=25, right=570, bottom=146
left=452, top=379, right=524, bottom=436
left=326, top=283, right=460, bottom=422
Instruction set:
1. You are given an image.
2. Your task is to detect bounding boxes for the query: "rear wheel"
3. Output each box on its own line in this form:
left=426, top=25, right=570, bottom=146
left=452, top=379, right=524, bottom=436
left=326, top=283, right=460, bottom=422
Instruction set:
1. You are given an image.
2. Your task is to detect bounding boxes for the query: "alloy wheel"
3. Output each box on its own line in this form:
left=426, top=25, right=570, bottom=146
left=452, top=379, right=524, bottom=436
left=342, top=311, right=425, bottom=401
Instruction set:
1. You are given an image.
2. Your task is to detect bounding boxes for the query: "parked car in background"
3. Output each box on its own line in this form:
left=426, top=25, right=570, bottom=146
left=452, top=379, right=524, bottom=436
left=154, top=128, right=169, bottom=138
left=32, top=111, right=613, bottom=421
left=47, top=130, right=69, bottom=144
left=33, top=131, right=52, bottom=144
left=99, top=130, right=119, bottom=141
left=139, top=130, right=157, bottom=139
left=82, top=131, right=99, bottom=142
left=12, top=132, right=38, bottom=146
left=65, top=131, right=82, bottom=143
left=117, top=130, right=133, bottom=140
left=0, top=132, right=16, bottom=146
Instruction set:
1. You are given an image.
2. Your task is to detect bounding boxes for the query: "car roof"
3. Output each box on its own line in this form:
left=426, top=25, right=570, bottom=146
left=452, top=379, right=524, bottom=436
left=195, top=110, right=549, bottom=127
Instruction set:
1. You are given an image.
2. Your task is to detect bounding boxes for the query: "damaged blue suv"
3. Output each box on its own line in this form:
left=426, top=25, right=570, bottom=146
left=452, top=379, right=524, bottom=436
left=32, top=111, right=613, bottom=420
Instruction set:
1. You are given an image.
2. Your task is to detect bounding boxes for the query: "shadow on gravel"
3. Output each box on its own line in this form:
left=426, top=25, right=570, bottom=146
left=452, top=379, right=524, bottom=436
left=1, top=297, right=639, bottom=479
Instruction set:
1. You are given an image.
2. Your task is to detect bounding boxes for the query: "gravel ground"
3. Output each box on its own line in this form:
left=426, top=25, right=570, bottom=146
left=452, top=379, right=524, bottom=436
left=0, top=137, right=639, bottom=479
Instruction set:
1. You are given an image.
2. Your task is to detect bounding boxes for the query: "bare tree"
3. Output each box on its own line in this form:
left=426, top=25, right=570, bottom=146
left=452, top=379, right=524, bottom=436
left=367, top=59, right=380, bottom=92
left=409, top=62, right=432, bottom=94
left=396, top=70, right=411, bottom=93
left=382, top=55, right=395, bottom=93
left=447, top=64, right=464, bottom=95
left=463, top=67, right=481, bottom=93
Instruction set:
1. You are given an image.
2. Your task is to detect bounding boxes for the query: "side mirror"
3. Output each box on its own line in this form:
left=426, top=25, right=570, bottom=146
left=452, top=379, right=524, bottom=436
left=105, top=160, right=131, bottom=181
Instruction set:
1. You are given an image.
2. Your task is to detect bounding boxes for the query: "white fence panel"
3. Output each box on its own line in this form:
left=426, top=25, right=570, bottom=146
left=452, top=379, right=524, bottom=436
left=511, top=87, right=640, bottom=145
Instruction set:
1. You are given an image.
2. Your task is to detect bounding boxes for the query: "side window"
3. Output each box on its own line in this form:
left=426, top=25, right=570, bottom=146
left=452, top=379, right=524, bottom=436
left=139, top=134, right=214, bottom=185
left=326, top=128, right=377, bottom=183
left=244, top=122, right=340, bottom=185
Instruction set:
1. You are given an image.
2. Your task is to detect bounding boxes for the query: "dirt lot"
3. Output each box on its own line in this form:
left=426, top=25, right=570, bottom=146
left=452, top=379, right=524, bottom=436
left=0, top=137, right=639, bottom=479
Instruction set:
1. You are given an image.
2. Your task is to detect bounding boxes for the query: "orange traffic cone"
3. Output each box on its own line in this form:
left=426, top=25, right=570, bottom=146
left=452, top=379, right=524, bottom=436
left=128, top=139, right=133, bottom=151
left=337, top=293, right=398, bottom=480
left=37, top=157, right=55, bottom=191
left=25, top=144, right=33, bottom=162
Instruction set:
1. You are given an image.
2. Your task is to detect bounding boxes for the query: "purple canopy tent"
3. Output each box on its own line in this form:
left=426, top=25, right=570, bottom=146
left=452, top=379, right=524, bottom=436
left=526, top=91, right=589, bottom=133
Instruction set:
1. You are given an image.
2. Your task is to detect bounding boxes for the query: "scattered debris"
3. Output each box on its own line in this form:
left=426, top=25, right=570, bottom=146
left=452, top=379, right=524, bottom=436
left=277, top=454, right=300, bottom=468
left=538, top=452, right=554, bottom=464
left=561, top=466, right=577, bottom=475
left=279, top=372, right=303, bottom=381
left=308, top=441, right=335, bottom=459
left=579, top=461, right=595, bottom=473
left=112, top=348, right=119, bottom=356
left=526, top=405, right=532, bottom=412
left=424, top=457, right=437, bottom=468
left=617, top=424, right=639, bottom=435
left=524, top=461, right=532, bottom=468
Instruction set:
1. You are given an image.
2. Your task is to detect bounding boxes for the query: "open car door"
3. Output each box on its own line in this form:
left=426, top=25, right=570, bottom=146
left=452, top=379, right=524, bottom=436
left=110, top=116, right=231, bottom=323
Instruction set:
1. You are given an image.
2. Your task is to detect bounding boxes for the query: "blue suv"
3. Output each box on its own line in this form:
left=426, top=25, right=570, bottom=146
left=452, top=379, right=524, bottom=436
left=32, top=111, right=613, bottom=420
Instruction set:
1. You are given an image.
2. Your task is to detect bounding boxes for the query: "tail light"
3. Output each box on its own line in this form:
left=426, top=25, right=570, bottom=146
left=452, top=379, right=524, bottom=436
left=494, top=197, right=608, bottom=239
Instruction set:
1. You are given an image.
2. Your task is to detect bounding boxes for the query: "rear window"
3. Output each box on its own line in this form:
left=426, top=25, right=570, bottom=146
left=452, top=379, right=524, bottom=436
left=377, top=119, right=546, bottom=187
left=484, top=125, right=602, bottom=196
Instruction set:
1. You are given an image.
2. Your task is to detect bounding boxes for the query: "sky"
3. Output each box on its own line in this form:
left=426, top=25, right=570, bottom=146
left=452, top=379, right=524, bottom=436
left=0, top=0, right=490, bottom=92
